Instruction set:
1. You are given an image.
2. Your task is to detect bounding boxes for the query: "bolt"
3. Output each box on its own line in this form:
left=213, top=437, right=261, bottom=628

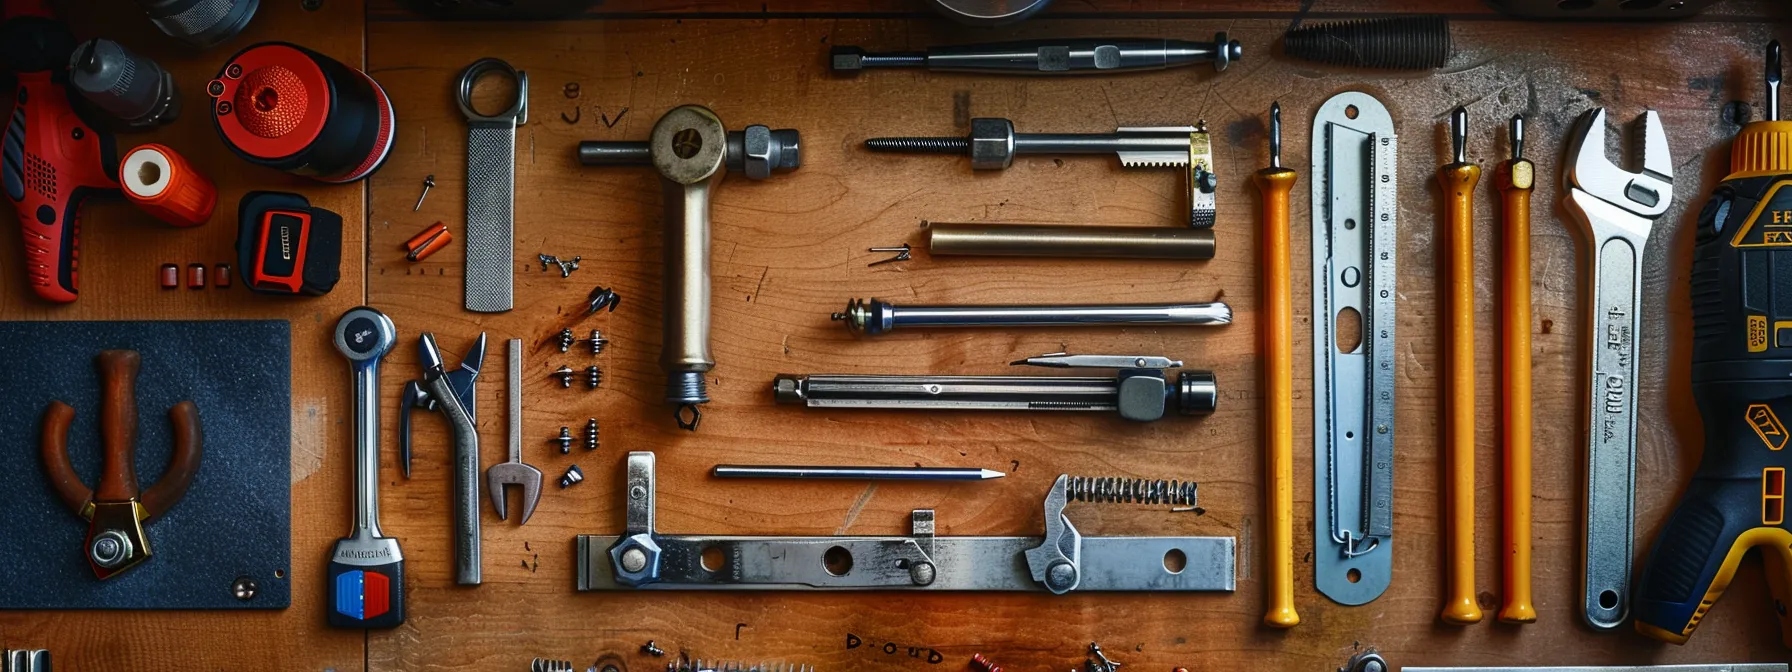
left=620, top=547, right=647, bottom=573
left=232, top=576, right=259, bottom=600
left=1046, top=562, right=1077, bottom=592
left=909, top=560, right=936, bottom=586
left=559, top=464, right=585, bottom=488
left=558, top=328, right=575, bottom=353
left=89, top=531, right=131, bottom=568
left=640, top=641, right=665, bottom=657
left=553, top=365, right=576, bottom=388
left=584, top=418, right=599, bottom=451
left=551, top=426, right=573, bottom=454
left=969, top=653, right=1003, bottom=672
left=586, top=365, right=602, bottom=390
left=589, top=329, right=608, bottom=355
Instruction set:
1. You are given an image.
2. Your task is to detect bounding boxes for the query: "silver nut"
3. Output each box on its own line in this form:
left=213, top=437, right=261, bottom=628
left=969, top=118, right=1016, bottom=170
left=742, top=125, right=773, bottom=180
left=90, top=530, right=132, bottom=568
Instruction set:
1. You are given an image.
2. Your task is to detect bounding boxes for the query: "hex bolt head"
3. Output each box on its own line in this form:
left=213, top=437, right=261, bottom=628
left=969, top=118, right=1016, bottom=170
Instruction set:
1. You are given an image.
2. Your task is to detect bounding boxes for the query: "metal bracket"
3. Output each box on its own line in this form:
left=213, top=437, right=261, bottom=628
left=577, top=452, right=1234, bottom=592
left=1116, top=123, right=1216, bottom=228
left=1311, top=91, right=1398, bottom=605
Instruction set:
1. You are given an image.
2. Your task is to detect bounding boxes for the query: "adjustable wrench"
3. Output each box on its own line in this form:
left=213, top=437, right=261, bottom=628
left=487, top=338, right=542, bottom=524
left=328, top=307, right=404, bottom=628
left=401, top=332, right=488, bottom=585
left=1561, top=107, right=1674, bottom=630
left=577, top=106, right=801, bottom=430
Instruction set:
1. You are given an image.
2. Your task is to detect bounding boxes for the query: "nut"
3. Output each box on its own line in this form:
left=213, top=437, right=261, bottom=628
left=969, top=118, right=1016, bottom=170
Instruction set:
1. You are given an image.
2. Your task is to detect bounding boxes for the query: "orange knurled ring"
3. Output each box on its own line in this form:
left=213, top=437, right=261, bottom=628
left=234, top=65, right=309, bottom=139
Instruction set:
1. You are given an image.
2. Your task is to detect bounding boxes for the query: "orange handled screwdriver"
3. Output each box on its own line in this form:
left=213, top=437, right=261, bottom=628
left=1497, top=114, right=1537, bottom=624
left=1256, top=101, right=1299, bottom=629
left=1440, top=106, right=1485, bottom=625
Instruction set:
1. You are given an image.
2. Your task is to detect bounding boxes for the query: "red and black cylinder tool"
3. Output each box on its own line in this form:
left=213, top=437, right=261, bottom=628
left=208, top=42, right=395, bottom=183
left=1, top=0, right=121, bottom=303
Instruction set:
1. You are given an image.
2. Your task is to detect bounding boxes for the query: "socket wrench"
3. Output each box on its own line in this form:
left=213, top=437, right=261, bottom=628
left=327, top=307, right=404, bottom=628
left=578, top=106, right=800, bottom=430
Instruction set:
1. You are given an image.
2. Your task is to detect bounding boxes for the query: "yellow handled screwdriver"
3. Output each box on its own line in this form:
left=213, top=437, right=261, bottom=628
left=1440, top=106, right=1485, bottom=625
left=1497, top=114, right=1537, bottom=624
left=1256, top=101, right=1299, bottom=629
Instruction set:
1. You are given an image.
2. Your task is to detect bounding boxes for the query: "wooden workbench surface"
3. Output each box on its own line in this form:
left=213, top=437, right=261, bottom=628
left=3, top=1, right=1792, bottom=669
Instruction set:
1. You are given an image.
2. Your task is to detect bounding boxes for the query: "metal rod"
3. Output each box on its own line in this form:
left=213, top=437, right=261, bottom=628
left=712, top=465, right=1005, bottom=481
left=773, top=370, right=1217, bottom=420
left=833, top=297, right=1230, bottom=336
left=1769, top=40, right=1782, bottom=122
left=927, top=223, right=1215, bottom=259
left=832, top=35, right=1240, bottom=75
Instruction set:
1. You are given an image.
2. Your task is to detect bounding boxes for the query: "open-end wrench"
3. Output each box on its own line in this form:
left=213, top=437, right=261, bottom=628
left=1561, top=107, right=1674, bottom=630
left=488, top=338, right=541, bottom=524
left=401, top=332, right=487, bottom=585
left=328, top=307, right=404, bottom=628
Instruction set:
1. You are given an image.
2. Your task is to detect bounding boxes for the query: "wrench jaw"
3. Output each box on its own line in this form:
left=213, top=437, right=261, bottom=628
left=1566, top=108, right=1675, bottom=220
left=486, top=464, right=543, bottom=524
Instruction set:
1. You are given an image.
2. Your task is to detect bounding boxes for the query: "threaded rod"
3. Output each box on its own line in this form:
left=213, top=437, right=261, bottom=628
left=864, top=136, right=970, bottom=153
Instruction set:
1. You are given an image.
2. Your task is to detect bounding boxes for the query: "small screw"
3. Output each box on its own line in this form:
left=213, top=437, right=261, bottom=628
left=413, top=174, right=434, bottom=211
left=640, top=641, right=664, bottom=657
left=231, top=576, right=258, bottom=601
left=585, top=365, right=602, bottom=390
left=559, top=464, right=585, bottom=488
left=584, top=418, right=599, bottom=451
left=970, top=653, right=1003, bottom=672
left=551, top=426, right=573, bottom=454
left=588, top=329, right=608, bottom=355
left=558, top=328, right=576, bottom=353
left=868, top=243, right=912, bottom=266
left=553, top=366, right=576, bottom=388
left=585, top=286, right=621, bottom=314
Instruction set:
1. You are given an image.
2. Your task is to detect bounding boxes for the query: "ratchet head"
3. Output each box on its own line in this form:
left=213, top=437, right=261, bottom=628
left=334, top=307, right=396, bottom=365
left=1563, top=108, right=1673, bottom=219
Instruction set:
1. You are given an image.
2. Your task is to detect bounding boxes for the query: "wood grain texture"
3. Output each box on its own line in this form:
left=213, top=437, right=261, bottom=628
left=5, top=0, right=1792, bottom=669
left=0, top=1, right=368, bottom=670
left=359, top=7, right=1792, bottom=672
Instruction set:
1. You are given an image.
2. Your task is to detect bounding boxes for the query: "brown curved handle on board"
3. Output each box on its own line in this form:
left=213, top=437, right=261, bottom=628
left=93, top=350, right=142, bottom=503
left=141, top=401, right=202, bottom=520
left=39, top=401, right=93, bottom=516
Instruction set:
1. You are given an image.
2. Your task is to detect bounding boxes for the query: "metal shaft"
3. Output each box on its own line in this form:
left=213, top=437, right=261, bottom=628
left=832, top=34, right=1239, bottom=74
left=352, top=341, right=383, bottom=539
left=1769, top=40, right=1782, bottom=122
left=773, top=371, right=1216, bottom=418
left=927, top=223, right=1214, bottom=259
left=833, top=297, right=1230, bottom=336
left=712, top=465, right=1005, bottom=480
left=507, top=338, right=522, bottom=464
left=864, top=130, right=1187, bottom=157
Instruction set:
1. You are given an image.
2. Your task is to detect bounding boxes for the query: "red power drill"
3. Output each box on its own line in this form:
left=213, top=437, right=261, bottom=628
left=1, top=0, right=118, bottom=303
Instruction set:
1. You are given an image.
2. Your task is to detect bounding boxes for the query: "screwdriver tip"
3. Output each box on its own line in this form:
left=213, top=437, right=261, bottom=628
left=981, top=469, right=1006, bottom=480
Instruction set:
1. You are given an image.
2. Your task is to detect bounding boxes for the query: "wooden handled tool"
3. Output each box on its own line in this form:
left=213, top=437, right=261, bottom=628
left=1497, top=114, right=1537, bottom=624
left=39, top=349, right=203, bottom=579
left=1256, top=102, right=1300, bottom=629
left=1439, top=106, right=1485, bottom=625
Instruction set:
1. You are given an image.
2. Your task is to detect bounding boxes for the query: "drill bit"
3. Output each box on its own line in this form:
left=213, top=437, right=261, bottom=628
left=1769, top=40, right=1782, bottom=122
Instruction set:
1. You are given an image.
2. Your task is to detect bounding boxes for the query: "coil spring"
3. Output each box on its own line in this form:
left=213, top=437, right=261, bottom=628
left=531, top=659, right=573, bottom=672
left=1066, top=476, right=1198, bottom=507
left=666, top=661, right=813, bottom=672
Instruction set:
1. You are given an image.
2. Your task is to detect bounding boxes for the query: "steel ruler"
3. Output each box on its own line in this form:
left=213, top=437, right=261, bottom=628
left=1311, top=91, right=1398, bottom=605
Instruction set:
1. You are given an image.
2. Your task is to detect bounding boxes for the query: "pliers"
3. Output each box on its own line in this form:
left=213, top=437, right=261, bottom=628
left=401, top=332, right=487, bottom=585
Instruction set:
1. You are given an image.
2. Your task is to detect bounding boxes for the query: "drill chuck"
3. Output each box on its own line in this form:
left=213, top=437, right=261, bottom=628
left=69, top=39, right=180, bottom=128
